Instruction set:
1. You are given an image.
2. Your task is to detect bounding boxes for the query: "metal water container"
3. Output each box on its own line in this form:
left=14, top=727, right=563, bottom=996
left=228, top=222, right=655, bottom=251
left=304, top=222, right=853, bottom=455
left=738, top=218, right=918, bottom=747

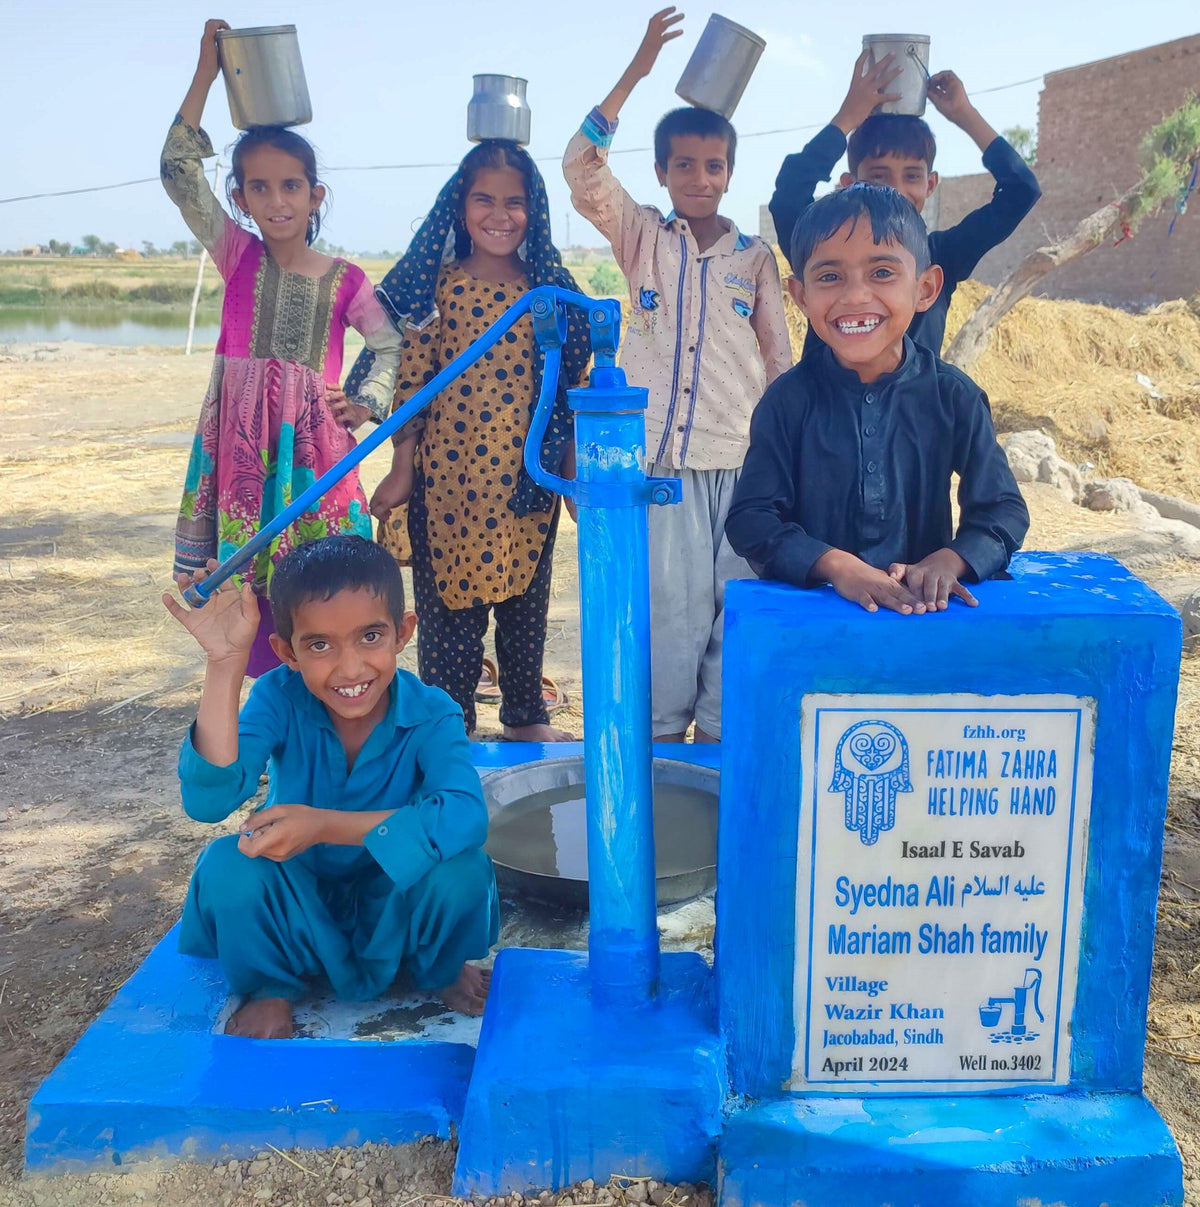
left=467, top=75, right=531, bottom=146
left=862, top=33, right=931, bottom=116
left=216, top=25, right=312, bottom=130
left=674, top=14, right=766, bottom=120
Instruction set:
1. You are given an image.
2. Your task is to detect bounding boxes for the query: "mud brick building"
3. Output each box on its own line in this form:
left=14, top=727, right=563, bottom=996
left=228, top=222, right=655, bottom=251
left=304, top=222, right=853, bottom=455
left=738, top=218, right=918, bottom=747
left=935, top=33, right=1200, bottom=307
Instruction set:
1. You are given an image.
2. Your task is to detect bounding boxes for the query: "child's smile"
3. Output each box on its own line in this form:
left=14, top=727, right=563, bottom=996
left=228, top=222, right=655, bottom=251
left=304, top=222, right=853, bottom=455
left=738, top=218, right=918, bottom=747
left=790, top=217, right=942, bottom=383
left=233, top=145, right=323, bottom=250
left=270, top=589, right=416, bottom=736
left=463, top=165, right=529, bottom=262
left=655, top=134, right=730, bottom=222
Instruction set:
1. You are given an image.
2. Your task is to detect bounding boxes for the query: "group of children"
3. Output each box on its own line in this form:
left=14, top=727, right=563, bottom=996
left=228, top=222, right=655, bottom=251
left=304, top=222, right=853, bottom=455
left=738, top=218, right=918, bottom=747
left=161, top=11, right=1036, bottom=1036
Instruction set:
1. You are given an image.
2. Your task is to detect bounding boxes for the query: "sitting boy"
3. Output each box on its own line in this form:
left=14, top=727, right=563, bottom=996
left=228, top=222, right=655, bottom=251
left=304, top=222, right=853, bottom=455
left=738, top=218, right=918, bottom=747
left=726, top=185, right=1029, bottom=613
left=563, top=6, right=791, bottom=743
left=162, top=535, right=499, bottom=1039
left=769, top=52, right=1041, bottom=356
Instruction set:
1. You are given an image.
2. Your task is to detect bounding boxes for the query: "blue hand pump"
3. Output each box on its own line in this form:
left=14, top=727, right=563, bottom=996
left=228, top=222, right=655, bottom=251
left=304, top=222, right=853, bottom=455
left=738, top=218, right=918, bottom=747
left=183, top=288, right=681, bottom=1003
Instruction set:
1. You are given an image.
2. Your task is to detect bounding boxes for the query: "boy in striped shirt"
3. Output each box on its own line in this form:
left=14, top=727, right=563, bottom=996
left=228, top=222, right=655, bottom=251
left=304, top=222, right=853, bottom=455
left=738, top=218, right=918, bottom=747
left=564, top=7, right=791, bottom=742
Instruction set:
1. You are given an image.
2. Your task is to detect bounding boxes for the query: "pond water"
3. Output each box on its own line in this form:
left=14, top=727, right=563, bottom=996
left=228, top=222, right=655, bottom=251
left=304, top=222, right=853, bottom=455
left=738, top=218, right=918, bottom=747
left=0, top=307, right=221, bottom=348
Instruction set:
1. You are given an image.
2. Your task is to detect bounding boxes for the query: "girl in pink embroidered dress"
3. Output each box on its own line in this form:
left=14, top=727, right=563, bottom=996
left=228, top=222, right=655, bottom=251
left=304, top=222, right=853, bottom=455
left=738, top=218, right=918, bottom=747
left=163, top=20, right=402, bottom=675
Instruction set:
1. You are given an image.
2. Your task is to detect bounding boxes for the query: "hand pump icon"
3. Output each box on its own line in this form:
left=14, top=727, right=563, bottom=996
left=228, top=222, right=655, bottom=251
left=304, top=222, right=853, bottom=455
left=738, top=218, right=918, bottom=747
left=979, top=968, right=1044, bottom=1041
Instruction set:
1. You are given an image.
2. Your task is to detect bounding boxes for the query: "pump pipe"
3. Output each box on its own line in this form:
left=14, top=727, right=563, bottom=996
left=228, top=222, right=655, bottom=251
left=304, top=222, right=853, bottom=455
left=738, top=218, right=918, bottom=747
left=522, top=295, right=682, bottom=1002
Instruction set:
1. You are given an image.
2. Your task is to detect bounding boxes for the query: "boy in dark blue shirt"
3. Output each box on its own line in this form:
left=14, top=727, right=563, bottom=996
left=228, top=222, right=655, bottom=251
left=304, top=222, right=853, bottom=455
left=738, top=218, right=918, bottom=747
left=769, top=53, right=1040, bottom=356
left=726, top=185, right=1028, bottom=615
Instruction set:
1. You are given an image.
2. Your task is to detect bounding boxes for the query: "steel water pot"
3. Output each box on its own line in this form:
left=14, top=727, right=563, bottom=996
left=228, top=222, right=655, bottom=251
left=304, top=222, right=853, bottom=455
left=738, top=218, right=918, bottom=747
left=467, top=74, right=531, bottom=147
left=216, top=25, right=312, bottom=130
left=674, top=14, right=766, bottom=120
left=862, top=33, right=931, bottom=116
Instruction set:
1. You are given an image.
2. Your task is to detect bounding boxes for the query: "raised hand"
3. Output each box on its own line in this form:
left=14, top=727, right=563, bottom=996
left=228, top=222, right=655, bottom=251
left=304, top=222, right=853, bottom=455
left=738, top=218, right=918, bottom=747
left=600, top=7, right=686, bottom=124
left=197, top=19, right=231, bottom=86
left=834, top=49, right=904, bottom=134
left=162, top=559, right=260, bottom=664
left=926, top=71, right=973, bottom=123
left=628, top=7, right=686, bottom=83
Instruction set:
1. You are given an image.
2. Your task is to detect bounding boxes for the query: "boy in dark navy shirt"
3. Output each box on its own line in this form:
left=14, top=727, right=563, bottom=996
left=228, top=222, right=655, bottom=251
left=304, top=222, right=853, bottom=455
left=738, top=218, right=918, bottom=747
left=769, top=53, right=1040, bottom=356
left=726, top=185, right=1028, bottom=615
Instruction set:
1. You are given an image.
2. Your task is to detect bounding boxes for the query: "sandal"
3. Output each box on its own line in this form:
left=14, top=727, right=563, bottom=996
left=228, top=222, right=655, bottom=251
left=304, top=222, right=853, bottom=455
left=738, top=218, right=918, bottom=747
left=475, top=657, right=503, bottom=705
left=542, top=675, right=570, bottom=716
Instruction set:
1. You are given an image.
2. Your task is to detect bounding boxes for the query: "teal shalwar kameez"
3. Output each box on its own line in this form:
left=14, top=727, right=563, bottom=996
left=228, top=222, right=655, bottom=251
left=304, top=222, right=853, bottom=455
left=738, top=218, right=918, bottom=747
left=178, top=666, right=499, bottom=1002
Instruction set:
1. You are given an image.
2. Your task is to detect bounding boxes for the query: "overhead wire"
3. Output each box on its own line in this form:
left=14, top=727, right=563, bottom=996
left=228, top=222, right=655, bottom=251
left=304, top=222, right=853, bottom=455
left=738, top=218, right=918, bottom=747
left=0, top=72, right=1046, bottom=206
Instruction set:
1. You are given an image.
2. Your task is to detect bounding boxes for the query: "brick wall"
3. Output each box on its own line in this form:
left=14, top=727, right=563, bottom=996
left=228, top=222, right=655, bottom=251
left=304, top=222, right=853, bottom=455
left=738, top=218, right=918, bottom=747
left=934, top=32, right=1200, bottom=307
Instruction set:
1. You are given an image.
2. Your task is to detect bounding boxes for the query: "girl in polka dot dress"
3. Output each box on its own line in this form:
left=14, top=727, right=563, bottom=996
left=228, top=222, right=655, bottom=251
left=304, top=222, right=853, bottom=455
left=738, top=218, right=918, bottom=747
left=345, top=143, right=591, bottom=740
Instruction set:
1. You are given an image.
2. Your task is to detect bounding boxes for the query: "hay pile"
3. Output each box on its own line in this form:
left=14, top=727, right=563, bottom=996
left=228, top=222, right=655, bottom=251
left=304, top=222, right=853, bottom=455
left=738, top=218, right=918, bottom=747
left=775, top=249, right=1200, bottom=503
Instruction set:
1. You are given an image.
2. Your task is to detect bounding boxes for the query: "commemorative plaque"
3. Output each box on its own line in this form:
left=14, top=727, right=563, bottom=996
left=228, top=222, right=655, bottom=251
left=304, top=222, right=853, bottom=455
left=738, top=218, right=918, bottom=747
left=792, top=693, right=1094, bottom=1092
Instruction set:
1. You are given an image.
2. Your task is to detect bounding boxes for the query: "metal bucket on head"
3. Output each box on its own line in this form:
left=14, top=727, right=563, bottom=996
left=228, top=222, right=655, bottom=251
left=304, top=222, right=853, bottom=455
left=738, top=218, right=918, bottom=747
left=483, top=756, right=719, bottom=910
left=217, top=25, right=312, bottom=129
left=862, top=33, right=930, bottom=116
left=467, top=74, right=531, bottom=147
left=675, top=14, right=766, bottom=119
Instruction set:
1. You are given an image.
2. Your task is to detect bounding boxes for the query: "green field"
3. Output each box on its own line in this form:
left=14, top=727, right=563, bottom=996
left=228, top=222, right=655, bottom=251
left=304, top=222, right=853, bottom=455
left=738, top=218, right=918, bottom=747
left=0, top=249, right=622, bottom=309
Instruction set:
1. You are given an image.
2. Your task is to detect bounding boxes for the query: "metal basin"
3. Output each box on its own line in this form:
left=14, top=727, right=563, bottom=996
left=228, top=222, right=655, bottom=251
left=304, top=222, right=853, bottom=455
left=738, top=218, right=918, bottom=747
left=483, top=756, right=718, bottom=909
left=862, top=33, right=931, bottom=116
left=217, top=25, right=312, bottom=130
left=674, top=14, right=767, bottom=120
left=467, top=74, right=532, bottom=147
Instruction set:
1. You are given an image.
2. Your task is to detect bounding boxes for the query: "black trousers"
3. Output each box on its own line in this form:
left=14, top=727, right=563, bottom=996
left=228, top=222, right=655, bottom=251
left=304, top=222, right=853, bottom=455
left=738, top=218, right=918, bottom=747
left=409, top=485, right=558, bottom=733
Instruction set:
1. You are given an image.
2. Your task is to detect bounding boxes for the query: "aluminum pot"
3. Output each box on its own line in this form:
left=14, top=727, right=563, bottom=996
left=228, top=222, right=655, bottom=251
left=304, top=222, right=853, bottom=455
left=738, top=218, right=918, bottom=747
left=482, top=756, right=719, bottom=910
left=467, top=74, right=531, bottom=147
left=675, top=14, right=766, bottom=120
left=862, top=33, right=931, bottom=117
left=216, top=25, right=312, bottom=130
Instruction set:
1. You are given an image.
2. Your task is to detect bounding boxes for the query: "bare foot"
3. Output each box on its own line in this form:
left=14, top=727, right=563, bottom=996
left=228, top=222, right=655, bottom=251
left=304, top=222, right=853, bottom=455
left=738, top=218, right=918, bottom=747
left=503, top=722, right=576, bottom=742
left=225, top=996, right=293, bottom=1039
left=440, top=963, right=492, bottom=1016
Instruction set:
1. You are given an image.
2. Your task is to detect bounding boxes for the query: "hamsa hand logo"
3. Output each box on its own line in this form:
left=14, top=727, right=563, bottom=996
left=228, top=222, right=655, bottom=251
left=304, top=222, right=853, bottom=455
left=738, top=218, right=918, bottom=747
left=830, top=720, right=913, bottom=845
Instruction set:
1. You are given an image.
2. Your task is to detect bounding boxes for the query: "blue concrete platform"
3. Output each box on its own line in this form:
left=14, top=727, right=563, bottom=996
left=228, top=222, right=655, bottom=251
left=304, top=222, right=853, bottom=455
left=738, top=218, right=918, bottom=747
left=719, top=1093, right=1184, bottom=1207
left=26, top=926, right=474, bottom=1173
left=454, top=949, right=726, bottom=1196
left=26, top=743, right=721, bottom=1174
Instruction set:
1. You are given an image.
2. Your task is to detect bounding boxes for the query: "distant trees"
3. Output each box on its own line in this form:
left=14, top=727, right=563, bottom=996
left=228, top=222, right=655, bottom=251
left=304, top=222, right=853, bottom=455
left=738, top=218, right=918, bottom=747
left=1003, top=125, right=1038, bottom=167
left=79, top=234, right=118, bottom=256
left=588, top=262, right=623, bottom=296
left=47, top=239, right=72, bottom=256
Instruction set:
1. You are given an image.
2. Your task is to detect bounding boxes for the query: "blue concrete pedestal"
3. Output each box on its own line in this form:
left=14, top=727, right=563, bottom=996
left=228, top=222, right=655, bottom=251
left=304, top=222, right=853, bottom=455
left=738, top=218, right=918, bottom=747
left=719, top=1093, right=1183, bottom=1207
left=453, top=949, right=725, bottom=1196
left=714, top=553, right=1185, bottom=1207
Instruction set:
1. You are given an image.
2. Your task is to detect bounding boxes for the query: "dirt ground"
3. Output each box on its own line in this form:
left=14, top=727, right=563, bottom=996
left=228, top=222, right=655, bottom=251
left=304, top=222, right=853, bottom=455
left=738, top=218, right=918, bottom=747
left=1, top=339, right=1199, bottom=1206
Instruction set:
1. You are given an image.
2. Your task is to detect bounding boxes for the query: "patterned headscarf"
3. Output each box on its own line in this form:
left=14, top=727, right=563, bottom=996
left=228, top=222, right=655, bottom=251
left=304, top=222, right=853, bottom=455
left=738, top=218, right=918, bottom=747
left=345, top=141, right=591, bottom=517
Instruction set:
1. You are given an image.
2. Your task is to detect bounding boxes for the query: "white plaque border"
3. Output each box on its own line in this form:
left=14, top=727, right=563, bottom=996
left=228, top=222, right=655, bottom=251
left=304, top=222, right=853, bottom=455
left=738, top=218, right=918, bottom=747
left=790, top=692, right=1094, bottom=1095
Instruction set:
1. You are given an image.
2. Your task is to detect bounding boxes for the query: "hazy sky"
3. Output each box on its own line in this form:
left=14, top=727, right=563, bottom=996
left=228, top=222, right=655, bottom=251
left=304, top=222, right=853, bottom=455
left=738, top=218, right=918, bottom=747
left=2, top=0, right=1195, bottom=253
